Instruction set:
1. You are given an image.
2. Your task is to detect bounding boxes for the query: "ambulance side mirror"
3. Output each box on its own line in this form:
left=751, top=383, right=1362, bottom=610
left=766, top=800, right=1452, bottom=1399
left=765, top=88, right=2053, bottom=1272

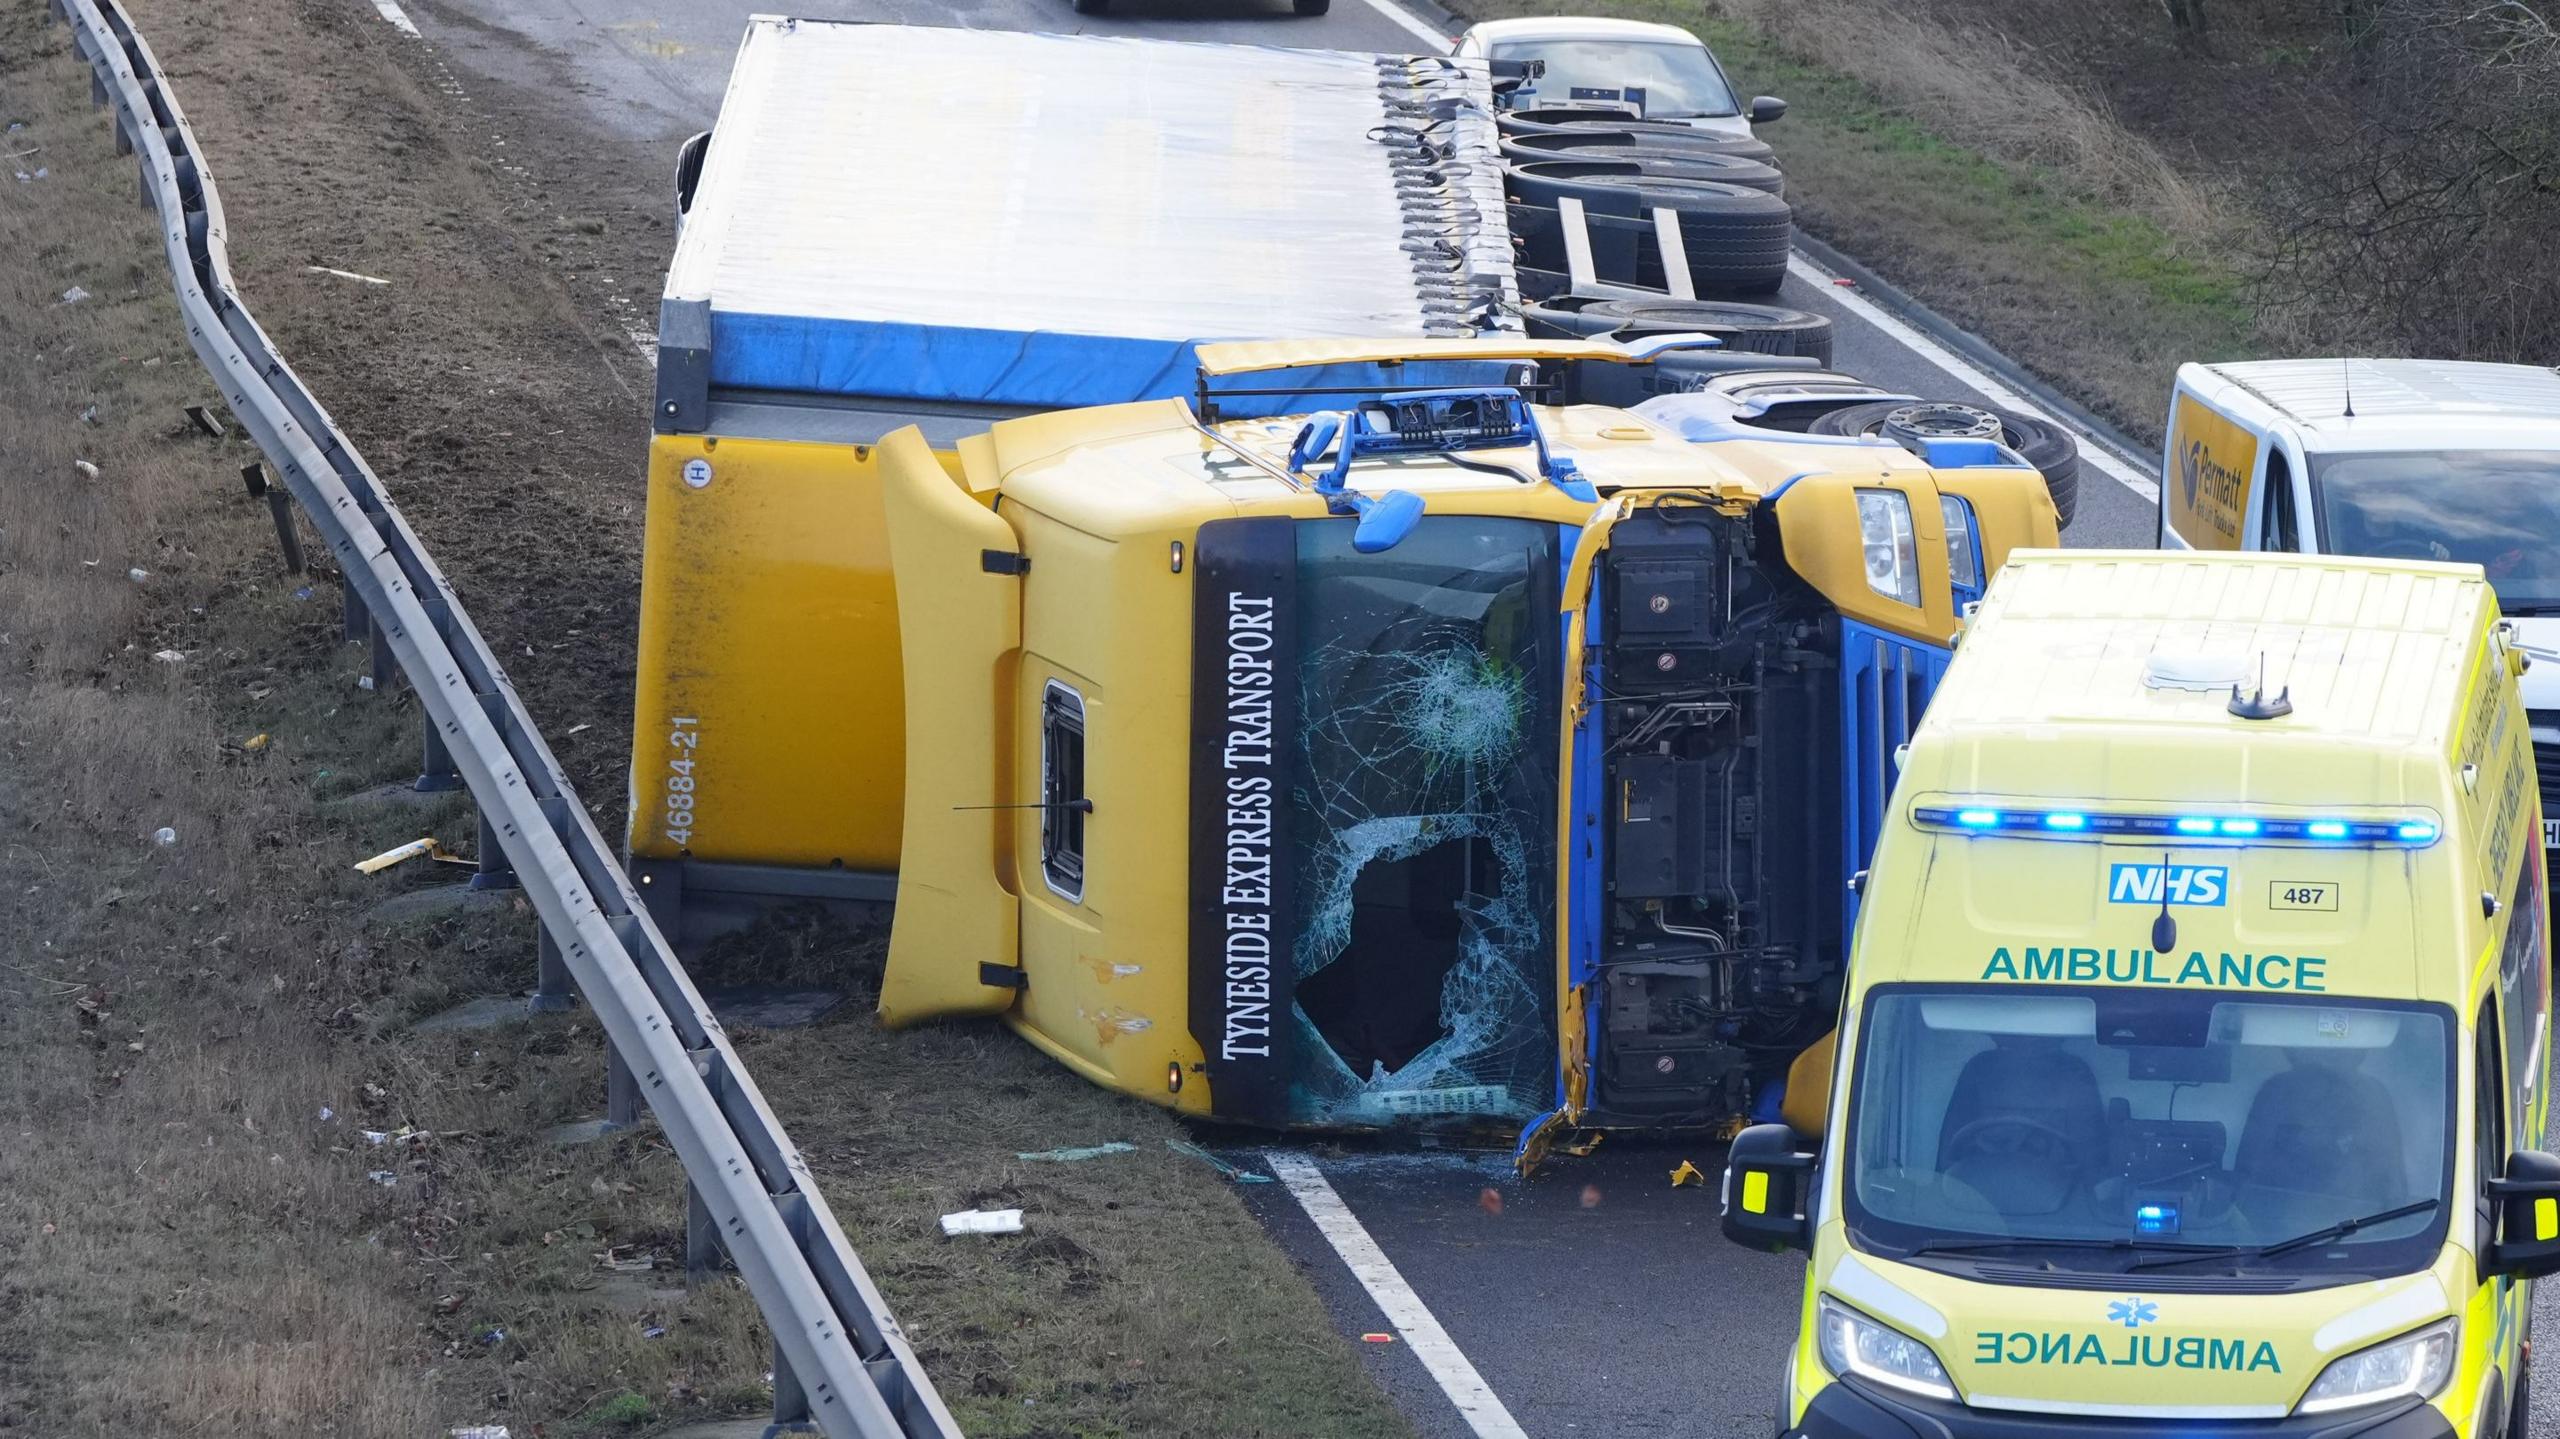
left=2486, top=1150, right=2560, bottom=1279
left=1721, top=1123, right=1817, bottom=1252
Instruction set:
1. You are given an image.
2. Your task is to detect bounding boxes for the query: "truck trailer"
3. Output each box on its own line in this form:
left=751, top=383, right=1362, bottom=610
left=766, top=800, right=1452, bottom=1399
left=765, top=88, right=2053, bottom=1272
left=627, top=20, right=2063, bottom=1147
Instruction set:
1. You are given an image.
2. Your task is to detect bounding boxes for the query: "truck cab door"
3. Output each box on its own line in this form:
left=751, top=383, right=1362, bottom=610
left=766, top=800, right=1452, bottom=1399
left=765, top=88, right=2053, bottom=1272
left=876, top=426, right=1026, bottom=1026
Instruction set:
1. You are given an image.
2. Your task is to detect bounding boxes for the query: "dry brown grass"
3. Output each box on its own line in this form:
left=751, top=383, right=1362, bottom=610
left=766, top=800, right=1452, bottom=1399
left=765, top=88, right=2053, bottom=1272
left=1713, top=0, right=2234, bottom=249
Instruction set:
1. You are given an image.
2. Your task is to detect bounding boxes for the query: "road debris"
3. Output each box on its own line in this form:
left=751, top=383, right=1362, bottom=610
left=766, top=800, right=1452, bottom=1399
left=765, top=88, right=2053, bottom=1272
left=127, top=568, right=148, bottom=584
left=365, top=1170, right=398, bottom=1186
left=1361, top=1332, right=1395, bottom=1344
left=305, top=264, right=391, bottom=285
left=151, top=827, right=178, bottom=846
left=450, top=1428, right=511, bottom=1439
left=353, top=837, right=464, bottom=875
left=1164, top=1138, right=1271, bottom=1183
left=939, top=1207, right=1025, bottom=1237
left=60, top=285, right=88, bottom=304
left=1668, top=1160, right=1704, bottom=1188
left=72, top=459, right=98, bottom=479
left=1015, top=1141, right=1135, bottom=1163
left=150, top=649, right=185, bottom=663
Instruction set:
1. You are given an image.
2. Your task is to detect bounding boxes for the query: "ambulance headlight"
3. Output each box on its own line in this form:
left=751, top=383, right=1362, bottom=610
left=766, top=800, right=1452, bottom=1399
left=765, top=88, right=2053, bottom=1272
left=2295, top=1320, right=2456, bottom=1415
left=1816, top=1297, right=1956, bottom=1401
left=1857, top=490, right=1921, bottom=608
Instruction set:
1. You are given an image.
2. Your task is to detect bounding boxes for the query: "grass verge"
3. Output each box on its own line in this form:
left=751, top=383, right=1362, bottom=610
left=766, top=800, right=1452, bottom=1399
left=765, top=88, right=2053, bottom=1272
left=3, top=3, right=1417, bottom=1434
left=1450, top=0, right=2268, bottom=437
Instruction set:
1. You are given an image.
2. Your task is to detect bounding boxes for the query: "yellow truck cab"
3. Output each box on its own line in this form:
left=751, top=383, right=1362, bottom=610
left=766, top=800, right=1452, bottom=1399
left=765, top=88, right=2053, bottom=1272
left=849, top=338, right=2056, bottom=1136
left=1723, top=550, right=2560, bottom=1438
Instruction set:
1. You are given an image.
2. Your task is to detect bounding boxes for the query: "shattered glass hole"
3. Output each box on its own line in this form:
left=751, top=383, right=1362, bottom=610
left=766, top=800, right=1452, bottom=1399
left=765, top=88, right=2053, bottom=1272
left=1296, top=835, right=1495, bottom=1077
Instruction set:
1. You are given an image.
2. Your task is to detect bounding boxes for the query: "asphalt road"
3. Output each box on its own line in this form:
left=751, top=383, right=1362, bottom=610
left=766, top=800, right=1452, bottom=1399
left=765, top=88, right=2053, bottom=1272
left=386, top=1, right=2508, bottom=1435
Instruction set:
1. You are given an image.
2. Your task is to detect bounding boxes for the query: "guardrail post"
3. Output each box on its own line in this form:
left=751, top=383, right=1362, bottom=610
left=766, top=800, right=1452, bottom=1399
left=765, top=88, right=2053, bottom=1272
left=469, top=806, right=518, bottom=891
left=604, top=1040, right=643, bottom=1129
left=771, top=1343, right=814, bottom=1435
left=685, top=1181, right=725, bottom=1275
left=531, top=928, right=575, bottom=1013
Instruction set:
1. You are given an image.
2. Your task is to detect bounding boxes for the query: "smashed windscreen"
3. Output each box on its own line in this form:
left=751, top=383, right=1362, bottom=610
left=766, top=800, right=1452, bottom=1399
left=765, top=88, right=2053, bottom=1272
left=1188, top=515, right=1560, bottom=1127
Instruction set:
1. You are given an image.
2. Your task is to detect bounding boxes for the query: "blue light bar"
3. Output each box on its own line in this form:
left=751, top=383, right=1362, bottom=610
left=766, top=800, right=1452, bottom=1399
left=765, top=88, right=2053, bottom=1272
left=2135, top=1203, right=2181, bottom=1236
left=1911, top=804, right=2442, bottom=848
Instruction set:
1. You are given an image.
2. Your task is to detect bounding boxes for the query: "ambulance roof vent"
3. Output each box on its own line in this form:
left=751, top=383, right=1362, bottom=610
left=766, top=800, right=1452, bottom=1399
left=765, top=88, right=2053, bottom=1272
left=2142, top=652, right=2251, bottom=693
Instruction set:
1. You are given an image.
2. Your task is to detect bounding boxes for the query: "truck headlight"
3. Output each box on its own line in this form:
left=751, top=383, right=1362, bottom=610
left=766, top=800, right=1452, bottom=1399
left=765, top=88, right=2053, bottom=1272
left=1816, top=1296, right=1956, bottom=1401
left=1856, top=490, right=1921, bottom=607
left=2295, top=1319, right=2456, bottom=1415
left=1938, top=495, right=1979, bottom=592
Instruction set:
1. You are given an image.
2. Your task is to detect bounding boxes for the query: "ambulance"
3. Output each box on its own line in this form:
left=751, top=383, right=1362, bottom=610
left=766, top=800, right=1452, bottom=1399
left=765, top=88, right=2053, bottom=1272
left=1722, top=551, right=2559, bottom=1437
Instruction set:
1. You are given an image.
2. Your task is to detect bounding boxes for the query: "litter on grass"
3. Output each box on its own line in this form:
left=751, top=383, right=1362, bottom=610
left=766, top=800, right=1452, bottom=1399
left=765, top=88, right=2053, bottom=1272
left=151, top=827, right=178, bottom=846
left=365, top=1170, right=398, bottom=1186
left=939, top=1208, right=1025, bottom=1237
left=60, top=285, right=88, bottom=304
left=353, top=837, right=465, bottom=875
left=1015, top=1141, right=1135, bottom=1163
left=72, top=459, right=98, bottom=479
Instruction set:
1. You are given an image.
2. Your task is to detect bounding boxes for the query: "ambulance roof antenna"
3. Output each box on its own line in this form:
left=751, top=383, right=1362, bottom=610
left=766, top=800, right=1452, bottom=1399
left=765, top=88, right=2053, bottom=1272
left=2228, top=651, right=2293, bottom=721
left=2341, top=358, right=2357, bottom=419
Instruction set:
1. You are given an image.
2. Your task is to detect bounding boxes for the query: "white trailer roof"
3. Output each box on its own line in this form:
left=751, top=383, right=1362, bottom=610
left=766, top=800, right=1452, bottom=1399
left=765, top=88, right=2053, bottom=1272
left=662, top=18, right=1517, bottom=413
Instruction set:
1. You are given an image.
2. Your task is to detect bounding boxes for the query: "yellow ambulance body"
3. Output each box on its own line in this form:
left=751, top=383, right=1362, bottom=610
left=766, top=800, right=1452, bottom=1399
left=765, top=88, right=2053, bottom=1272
left=1722, top=551, right=2559, bottom=1437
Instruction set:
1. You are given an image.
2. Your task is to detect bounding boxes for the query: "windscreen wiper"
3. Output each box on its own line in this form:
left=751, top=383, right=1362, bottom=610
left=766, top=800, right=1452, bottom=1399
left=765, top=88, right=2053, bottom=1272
left=2126, top=1198, right=2442, bottom=1273
left=2497, top=602, right=2560, bottom=617
left=1900, top=1236, right=2224, bottom=1261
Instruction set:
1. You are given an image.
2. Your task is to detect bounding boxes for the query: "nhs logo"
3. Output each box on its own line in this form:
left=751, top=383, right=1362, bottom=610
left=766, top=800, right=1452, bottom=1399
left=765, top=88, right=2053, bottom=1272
left=2109, top=864, right=2228, bottom=907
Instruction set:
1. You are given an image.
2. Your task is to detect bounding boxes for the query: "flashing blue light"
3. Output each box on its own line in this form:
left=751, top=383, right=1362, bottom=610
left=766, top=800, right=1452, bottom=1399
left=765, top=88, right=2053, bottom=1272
left=1956, top=808, right=2001, bottom=828
left=2043, top=812, right=2088, bottom=831
left=2135, top=1203, right=2181, bottom=1236
left=2307, top=820, right=2350, bottom=840
left=2397, top=821, right=2439, bottom=842
left=2174, top=817, right=2217, bottom=835
left=2218, top=818, right=2262, bottom=837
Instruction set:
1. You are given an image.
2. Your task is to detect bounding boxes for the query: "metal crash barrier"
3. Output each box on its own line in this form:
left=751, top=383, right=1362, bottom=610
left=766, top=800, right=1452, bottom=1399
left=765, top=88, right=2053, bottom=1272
left=46, top=3, right=959, bottom=1435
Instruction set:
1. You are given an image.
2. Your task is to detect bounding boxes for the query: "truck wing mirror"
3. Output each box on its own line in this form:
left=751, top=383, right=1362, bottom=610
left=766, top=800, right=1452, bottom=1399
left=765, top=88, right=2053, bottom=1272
left=1749, top=96, right=1788, bottom=125
left=2486, top=1150, right=2560, bottom=1279
left=1721, top=1122, right=1817, bottom=1252
left=675, top=129, right=711, bottom=219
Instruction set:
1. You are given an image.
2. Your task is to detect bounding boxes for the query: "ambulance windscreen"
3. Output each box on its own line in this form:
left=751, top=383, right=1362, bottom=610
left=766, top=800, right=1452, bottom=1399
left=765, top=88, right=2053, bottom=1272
left=1845, top=985, right=2452, bottom=1280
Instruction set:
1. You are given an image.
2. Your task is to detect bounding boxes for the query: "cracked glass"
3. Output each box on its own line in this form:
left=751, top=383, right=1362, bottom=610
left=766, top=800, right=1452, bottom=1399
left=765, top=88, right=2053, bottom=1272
left=1282, top=516, right=1560, bottom=1125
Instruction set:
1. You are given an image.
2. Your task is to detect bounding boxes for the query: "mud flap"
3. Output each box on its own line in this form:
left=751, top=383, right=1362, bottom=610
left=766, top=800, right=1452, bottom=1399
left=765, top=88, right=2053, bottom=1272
left=876, top=425, right=1025, bottom=1026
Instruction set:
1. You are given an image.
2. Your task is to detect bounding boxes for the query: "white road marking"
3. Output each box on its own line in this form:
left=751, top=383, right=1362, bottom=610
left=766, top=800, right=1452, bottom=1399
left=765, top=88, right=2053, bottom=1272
left=370, top=0, right=421, bottom=37
left=1358, top=0, right=1454, bottom=48
left=1266, top=1151, right=1531, bottom=1439
left=1786, top=250, right=2159, bottom=500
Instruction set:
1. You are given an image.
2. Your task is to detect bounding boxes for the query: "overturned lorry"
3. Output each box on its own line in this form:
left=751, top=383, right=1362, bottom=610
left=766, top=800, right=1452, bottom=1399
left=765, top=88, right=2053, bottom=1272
left=627, top=20, right=2064, bottom=1151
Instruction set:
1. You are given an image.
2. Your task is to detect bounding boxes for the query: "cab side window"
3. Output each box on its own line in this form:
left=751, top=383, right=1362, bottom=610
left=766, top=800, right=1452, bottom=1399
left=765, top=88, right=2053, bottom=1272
left=2262, top=451, right=2301, bottom=551
left=1040, top=682, right=1088, bottom=902
left=2498, top=853, right=2548, bottom=1142
left=2479, top=1001, right=2508, bottom=1241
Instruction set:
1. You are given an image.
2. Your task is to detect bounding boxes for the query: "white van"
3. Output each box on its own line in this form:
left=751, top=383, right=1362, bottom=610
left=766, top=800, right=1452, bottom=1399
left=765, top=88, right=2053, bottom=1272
left=2159, top=358, right=2560, bottom=844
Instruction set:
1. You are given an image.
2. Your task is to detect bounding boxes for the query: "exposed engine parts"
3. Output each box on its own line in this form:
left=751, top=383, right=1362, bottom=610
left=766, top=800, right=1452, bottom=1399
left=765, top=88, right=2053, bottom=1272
left=1591, top=503, right=1842, bottom=1122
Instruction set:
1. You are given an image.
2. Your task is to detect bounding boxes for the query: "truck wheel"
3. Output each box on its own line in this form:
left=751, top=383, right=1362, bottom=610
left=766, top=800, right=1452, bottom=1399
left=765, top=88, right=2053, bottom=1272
left=1501, top=130, right=1779, bottom=167
left=1580, top=299, right=1832, bottom=365
left=1294, top=0, right=1331, bottom=11
left=1810, top=399, right=2082, bottom=527
left=1507, top=158, right=1785, bottom=208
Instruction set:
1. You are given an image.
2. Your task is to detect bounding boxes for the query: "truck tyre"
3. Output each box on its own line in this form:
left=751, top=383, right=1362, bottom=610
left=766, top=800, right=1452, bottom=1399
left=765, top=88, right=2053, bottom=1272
left=1558, top=150, right=1785, bottom=196
left=1535, top=298, right=1833, bottom=365
left=2511, top=1341, right=2531, bottom=1439
left=1500, top=113, right=1781, bottom=165
left=1810, top=399, right=2082, bottom=526
left=1501, top=130, right=1777, bottom=166
left=1507, top=156, right=1785, bottom=204
left=1294, top=0, right=1330, bottom=11
left=1522, top=300, right=1832, bottom=365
